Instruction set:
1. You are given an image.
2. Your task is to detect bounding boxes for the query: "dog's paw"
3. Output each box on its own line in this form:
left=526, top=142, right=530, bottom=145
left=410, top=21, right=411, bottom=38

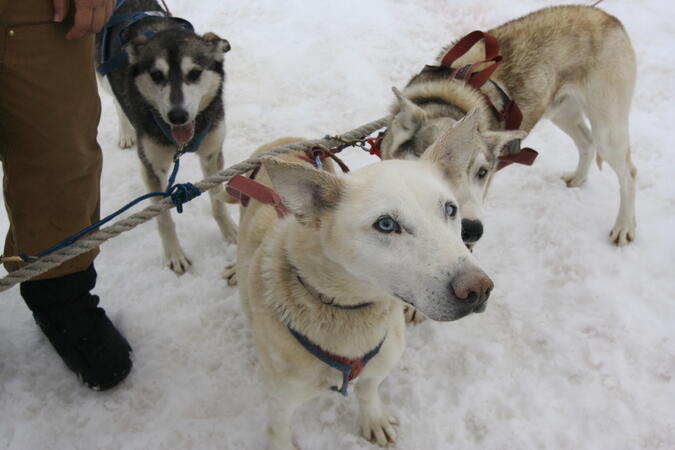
left=361, top=412, right=398, bottom=447
left=403, top=305, right=427, bottom=325
left=609, top=222, right=635, bottom=246
left=166, top=250, right=192, bottom=275
left=118, top=131, right=135, bottom=149
left=222, top=263, right=238, bottom=286
left=561, top=171, right=586, bottom=188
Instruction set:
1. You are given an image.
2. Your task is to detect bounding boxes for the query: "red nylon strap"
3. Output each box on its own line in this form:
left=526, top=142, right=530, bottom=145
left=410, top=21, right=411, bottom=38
left=442, top=32, right=502, bottom=91
left=440, top=30, right=500, bottom=68
left=325, top=352, right=366, bottom=381
left=367, top=134, right=384, bottom=158
left=229, top=166, right=261, bottom=207
left=502, top=100, right=523, bottom=130
left=440, top=30, right=538, bottom=171
left=226, top=174, right=290, bottom=218
left=467, top=57, right=502, bottom=89
left=450, top=57, right=503, bottom=90
left=305, top=146, right=351, bottom=173
left=497, top=147, right=538, bottom=171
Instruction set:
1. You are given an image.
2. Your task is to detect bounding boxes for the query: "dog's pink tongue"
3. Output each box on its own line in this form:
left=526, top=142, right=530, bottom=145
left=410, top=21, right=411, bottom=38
left=171, top=122, right=195, bottom=144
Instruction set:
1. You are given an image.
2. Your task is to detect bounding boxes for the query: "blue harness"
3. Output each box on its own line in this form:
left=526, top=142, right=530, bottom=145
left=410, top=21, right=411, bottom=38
left=287, top=326, right=385, bottom=396
left=97, top=0, right=194, bottom=77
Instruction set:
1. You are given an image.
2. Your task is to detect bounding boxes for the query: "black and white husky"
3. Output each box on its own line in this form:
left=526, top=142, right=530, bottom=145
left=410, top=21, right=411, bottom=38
left=96, top=0, right=237, bottom=274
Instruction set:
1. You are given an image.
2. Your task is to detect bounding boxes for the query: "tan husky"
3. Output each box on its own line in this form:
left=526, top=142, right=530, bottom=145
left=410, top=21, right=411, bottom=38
left=233, top=137, right=493, bottom=449
left=381, top=5, right=637, bottom=247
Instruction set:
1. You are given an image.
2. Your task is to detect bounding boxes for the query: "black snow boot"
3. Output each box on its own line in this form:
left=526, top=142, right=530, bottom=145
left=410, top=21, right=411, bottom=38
left=20, top=264, right=132, bottom=391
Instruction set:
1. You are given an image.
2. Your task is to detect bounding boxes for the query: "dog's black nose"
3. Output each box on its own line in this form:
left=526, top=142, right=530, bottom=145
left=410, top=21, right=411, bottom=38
left=461, top=219, right=483, bottom=243
left=167, top=108, right=189, bottom=125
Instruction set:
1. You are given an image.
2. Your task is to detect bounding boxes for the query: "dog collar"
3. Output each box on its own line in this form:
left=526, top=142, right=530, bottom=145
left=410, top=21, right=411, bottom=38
left=296, top=275, right=374, bottom=310
left=287, top=326, right=385, bottom=396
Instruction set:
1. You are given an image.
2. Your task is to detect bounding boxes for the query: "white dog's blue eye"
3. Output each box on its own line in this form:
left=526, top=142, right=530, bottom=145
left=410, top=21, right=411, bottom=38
left=373, top=216, right=400, bottom=234
left=445, top=202, right=458, bottom=218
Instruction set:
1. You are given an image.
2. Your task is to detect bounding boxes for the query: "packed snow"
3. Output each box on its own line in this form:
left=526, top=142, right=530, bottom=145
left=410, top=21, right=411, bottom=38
left=1, top=0, right=674, bottom=448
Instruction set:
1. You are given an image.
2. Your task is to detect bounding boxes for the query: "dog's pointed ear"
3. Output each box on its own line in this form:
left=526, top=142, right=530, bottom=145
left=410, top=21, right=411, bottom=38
left=202, top=32, right=231, bottom=60
left=392, top=87, right=426, bottom=132
left=262, top=156, right=345, bottom=225
left=384, top=87, right=427, bottom=157
left=391, top=87, right=426, bottom=135
left=125, top=34, right=149, bottom=65
left=421, top=107, right=482, bottom=165
left=483, top=129, right=528, bottom=155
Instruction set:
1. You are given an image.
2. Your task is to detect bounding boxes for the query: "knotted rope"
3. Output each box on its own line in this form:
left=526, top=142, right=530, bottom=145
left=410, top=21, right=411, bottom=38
left=0, top=116, right=389, bottom=293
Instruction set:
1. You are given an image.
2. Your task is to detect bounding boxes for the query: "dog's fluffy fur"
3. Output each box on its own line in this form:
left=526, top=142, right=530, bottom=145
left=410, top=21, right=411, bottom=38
left=234, top=137, right=493, bottom=449
left=381, top=5, right=637, bottom=247
left=96, top=0, right=237, bottom=274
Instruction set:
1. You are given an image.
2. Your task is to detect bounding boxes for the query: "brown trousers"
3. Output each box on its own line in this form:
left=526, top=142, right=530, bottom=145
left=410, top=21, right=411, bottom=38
left=0, top=0, right=102, bottom=280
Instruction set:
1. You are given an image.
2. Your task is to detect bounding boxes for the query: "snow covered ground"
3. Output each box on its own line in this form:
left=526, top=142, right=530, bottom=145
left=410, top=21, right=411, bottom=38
left=1, top=0, right=674, bottom=448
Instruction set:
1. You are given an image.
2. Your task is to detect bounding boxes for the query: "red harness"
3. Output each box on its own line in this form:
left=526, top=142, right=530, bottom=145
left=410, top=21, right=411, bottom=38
left=226, top=174, right=290, bottom=218
left=439, top=30, right=538, bottom=171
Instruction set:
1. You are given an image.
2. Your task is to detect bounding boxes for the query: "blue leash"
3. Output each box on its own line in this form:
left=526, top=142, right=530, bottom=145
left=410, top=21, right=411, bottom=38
left=18, top=151, right=201, bottom=263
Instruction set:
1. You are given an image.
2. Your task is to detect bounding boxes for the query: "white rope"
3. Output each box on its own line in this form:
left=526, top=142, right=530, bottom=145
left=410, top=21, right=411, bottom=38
left=0, top=117, right=390, bottom=293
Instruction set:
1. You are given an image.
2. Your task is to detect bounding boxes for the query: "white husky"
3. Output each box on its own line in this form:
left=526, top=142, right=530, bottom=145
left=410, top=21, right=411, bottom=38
left=233, top=136, right=493, bottom=449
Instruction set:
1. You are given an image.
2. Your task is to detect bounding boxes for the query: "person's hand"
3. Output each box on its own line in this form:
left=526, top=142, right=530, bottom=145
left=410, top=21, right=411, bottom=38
left=53, top=0, right=116, bottom=40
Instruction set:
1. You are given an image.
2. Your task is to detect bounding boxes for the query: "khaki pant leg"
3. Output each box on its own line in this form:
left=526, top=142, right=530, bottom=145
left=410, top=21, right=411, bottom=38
left=0, top=0, right=102, bottom=280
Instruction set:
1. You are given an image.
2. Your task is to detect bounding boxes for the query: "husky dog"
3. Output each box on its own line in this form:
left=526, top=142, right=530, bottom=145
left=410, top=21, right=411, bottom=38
left=234, top=136, right=493, bottom=449
left=96, top=0, right=237, bottom=274
left=381, top=5, right=637, bottom=247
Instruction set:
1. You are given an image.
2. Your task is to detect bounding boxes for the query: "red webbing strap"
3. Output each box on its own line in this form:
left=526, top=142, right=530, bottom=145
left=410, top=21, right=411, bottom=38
left=366, top=133, right=384, bottom=158
left=325, top=352, right=366, bottom=381
left=502, top=100, right=523, bottom=130
left=466, top=57, right=502, bottom=89
left=226, top=174, right=290, bottom=218
left=440, top=30, right=500, bottom=67
left=440, top=30, right=539, bottom=171
left=497, top=148, right=538, bottom=171
left=442, top=32, right=502, bottom=90
left=449, top=58, right=502, bottom=90
left=230, top=166, right=261, bottom=207
left=305, top=145, right=351, bottom=173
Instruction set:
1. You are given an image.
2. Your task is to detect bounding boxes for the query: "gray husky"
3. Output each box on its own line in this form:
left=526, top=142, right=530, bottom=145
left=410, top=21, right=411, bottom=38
left=381, top=5, right=637, bottom=248
left=96, top=0, right=237, bottom=274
